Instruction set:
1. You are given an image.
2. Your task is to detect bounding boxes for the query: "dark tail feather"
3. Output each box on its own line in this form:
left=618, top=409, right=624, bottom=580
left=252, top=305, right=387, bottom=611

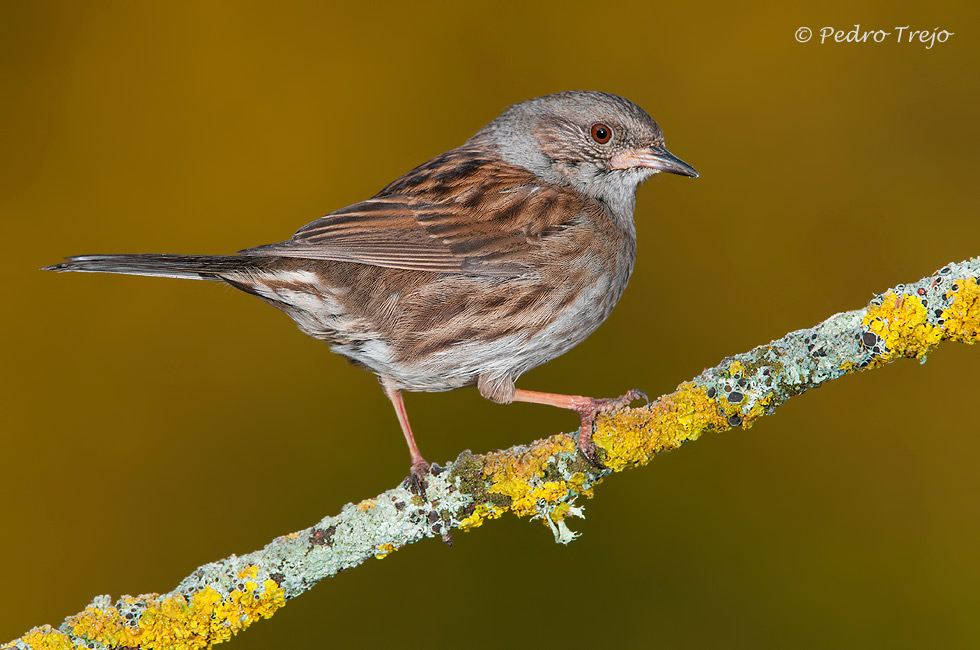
left=42, top=254, right=253, bottom=281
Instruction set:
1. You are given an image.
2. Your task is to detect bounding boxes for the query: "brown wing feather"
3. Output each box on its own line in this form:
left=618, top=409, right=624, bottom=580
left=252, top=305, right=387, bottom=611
left=238, top=149, right=587, bottom=277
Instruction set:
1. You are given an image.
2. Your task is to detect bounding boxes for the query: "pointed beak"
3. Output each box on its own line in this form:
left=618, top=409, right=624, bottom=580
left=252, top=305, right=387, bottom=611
left=610, top=146, right=699, bottom=178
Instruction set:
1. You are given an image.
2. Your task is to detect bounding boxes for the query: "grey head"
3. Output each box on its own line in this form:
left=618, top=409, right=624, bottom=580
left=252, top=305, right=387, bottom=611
left=472, top=91, right=697, bottom=221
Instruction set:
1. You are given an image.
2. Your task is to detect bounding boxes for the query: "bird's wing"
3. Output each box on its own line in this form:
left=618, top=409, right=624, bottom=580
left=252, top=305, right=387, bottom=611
left=238, top=153, right=587, bottom=277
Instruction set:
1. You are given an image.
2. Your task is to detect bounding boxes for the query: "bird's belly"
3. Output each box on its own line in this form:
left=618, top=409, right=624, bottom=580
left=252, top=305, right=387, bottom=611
left=242, top=265, right=628, bottom=393
left=505, top=271, right=623, bottom=374
left=366, top=270, right=625, bottom=392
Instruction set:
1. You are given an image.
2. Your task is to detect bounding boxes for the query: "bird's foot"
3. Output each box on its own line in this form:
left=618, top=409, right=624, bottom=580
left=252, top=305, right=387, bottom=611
left=574, top=389, right=649, bottom=467
left=407, top=456, right=431, bottom=496
left=406, top=460, right=454, bottom=545
left=588, top=388, right=649, bottom=413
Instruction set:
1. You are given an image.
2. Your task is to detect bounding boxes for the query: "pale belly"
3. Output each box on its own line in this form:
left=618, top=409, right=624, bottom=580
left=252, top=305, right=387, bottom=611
left=326, top=270, right=628, bottom=392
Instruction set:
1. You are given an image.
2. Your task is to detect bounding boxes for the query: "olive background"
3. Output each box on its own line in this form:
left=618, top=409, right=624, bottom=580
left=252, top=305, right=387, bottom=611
left=2, top=2, right=978, bottom=648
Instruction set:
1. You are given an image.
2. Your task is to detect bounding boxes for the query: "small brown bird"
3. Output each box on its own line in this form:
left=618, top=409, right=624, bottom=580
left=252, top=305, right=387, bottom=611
left=45, top=91, right=697, bottom=488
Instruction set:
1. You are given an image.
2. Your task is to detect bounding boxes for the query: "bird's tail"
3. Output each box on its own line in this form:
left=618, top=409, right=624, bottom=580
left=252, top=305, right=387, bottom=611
left=42, top=254, right=254, bottom=281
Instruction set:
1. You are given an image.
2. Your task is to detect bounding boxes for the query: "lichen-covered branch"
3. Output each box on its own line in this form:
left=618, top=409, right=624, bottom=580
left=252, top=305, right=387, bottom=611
left=6, top=258, right=979, bottom=650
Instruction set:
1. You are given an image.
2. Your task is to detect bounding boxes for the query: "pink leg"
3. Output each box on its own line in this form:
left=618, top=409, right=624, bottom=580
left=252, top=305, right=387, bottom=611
left=511, top=388, right=648, bottom=464
left=381, top=377, right=430, bottom=491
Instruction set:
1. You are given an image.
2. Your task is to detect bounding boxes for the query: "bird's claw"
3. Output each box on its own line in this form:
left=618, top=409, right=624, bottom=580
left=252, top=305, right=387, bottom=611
left=407, top=458, right=432, bottom=497
left=574, top=388, right=648, bottom=469
left=592, top=388, right=648, bottom=412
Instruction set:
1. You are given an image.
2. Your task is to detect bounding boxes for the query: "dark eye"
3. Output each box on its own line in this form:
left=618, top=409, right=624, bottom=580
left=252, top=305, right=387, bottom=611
left=590, top=123, right=612, bottom=144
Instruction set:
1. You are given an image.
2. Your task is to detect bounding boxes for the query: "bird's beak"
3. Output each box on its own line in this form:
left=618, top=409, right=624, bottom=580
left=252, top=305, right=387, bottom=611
left=610, top=146, right=699, bottom=178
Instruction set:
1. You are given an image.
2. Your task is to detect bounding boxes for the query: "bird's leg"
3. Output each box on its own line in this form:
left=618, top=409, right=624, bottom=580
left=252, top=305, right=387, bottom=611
left=510, top=388, right=649, bottom=466
left=380, top=377, right=430, bottom=494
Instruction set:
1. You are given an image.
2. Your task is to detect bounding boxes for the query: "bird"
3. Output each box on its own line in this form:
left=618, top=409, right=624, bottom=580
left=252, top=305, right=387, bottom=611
left=44, top=91, right=698, bottom=491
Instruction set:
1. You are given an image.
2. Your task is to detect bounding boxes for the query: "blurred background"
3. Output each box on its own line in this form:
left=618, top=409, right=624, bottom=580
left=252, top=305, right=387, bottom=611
left=2, top=1, right=978, bottom=648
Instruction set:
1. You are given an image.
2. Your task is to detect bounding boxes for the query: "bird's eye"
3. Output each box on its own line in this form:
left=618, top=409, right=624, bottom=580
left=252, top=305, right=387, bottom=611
left=590, top=123, right=612, bottom=144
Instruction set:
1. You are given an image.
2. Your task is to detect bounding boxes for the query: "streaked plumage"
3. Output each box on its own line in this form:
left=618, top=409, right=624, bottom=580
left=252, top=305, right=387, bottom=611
left=45, top=91, right=697, bottom=489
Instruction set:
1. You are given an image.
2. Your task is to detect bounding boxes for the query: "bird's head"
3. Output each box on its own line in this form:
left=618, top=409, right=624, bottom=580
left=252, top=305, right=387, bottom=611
left=477, top=91, right=697, bottom=219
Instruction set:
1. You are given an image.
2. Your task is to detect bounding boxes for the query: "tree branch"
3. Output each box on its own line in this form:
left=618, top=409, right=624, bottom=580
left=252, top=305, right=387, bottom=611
left=6, top=258, right=979, bottom=650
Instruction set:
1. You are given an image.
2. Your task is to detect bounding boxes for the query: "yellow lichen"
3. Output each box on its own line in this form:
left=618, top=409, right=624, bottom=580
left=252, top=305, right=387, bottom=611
left=237, top=566, right=257, bottom=580
left=458, top=420, right=613, bottom=530
left=12, top=627, right=75, bottom=650
left=861, top=281, right=980, bottom=366
left=488, top=477, right=543, bottom=517
left=728, top=360, right=745, bottom=378
left=594, top=382, right=730, bottom=472
left=482, top=435, right=577, bottom=518
left=458, top=503, right=504, bottom=531
left=455, top=275, right=977, bottom=540
left=64, top=570, right=286, bottom=650
left=357, top=499, right=377, bottom=512
left=567, top=472, right=587, bottom=489
left=375, top=543, right=396, bottom=559
left=863, top=292, right=942, bottom=362
left=941, top=278, right=980, bottom=344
